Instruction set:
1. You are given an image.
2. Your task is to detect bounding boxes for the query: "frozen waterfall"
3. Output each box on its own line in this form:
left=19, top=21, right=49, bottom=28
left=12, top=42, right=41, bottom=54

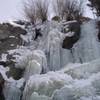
left=2, top=19, right=100, bottom=100
left=72, top=21, right=100, bottom=63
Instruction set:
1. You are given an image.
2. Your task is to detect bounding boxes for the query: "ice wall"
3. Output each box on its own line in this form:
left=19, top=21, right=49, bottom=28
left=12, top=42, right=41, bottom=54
left=2, top=19, right=100, bottom=100
left=72, top=21, right=100, bottom=63
left=23, top=59, right=100, bottom=100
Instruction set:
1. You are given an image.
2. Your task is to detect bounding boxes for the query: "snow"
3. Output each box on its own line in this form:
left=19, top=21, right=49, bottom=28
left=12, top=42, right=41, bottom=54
left=9, top=36, right=15, bottom=38
left=0, top=66, right=9, bottom=80
left=8, top=20, right=25, bottom=29
left=65, top=32, right=75, bottom=37
left=0, top=54, right=7, bottom=62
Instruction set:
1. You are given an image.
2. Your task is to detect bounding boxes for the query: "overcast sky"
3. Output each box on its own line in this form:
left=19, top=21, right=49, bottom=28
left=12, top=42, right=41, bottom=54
left=0, top=0, right=95, bottom=22
left=0, top=0, right=23, bottom=22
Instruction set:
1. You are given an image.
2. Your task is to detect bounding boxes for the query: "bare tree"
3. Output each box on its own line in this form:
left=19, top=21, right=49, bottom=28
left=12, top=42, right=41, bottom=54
left=65, top=0, right=83, bottom=21
left=23, top=0, right=49, bottom=24
left=53, top=0, right=65, bottom=19
left=53, top=0, right=83, bottom=21
left=35, top=0, right=49, bottom=23
left=23, top=0, right=37, bottom=24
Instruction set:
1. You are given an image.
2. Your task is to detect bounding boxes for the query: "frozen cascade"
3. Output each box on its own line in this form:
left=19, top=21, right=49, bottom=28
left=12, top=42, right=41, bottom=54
left=72, top=21, right=100, bottom=63
left=2, top=20, right=100, bottom=100
left=22, top=71, right=73, bottom=100
left=23, top=59, right=100, bottom=100
left=47, top=29, right=73, bottom=71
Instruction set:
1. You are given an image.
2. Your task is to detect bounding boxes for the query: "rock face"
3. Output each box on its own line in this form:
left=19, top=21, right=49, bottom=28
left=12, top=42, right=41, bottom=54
left=0, top=23, right=27, bottom=54
left=0, top=22, right=27, bottom=80
left=62, top=21, right=80, bottom=49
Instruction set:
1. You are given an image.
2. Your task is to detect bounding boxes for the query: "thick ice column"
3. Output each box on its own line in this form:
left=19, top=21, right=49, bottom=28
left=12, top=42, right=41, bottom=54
left=22, top=50, right=48, bottom=79
left=60, top=48, right=73, bottom=67
left=73, top=21, right=100, bottom=63
left=4, top=85, right=21, bottom=100
left=24, top=60, right=42, bottom=80
left=49, top=38, right=61, bottom=71
left=4, top=79, right=24, bottom=100
left=47, top=29, right=66, bottom=71
left=32, top=50, right=48, bottom=73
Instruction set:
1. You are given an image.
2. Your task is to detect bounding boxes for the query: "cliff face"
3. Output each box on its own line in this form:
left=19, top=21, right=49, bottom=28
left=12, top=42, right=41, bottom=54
left=0, top=19, right=100, bottom=100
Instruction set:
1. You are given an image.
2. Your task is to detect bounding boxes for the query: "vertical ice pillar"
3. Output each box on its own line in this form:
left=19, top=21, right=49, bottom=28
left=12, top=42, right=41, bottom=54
left=4, top=83, right=21, bottom=100
left=49, top=37, right=61, bottom=71
left=73, top=21, right=100, bottom=63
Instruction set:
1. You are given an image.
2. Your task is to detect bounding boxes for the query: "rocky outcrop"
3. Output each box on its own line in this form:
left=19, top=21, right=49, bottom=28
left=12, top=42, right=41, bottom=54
left=62, top=21, right=81, bottom=49
left=0, top=22, right=27, bottom=80
left=0, top=23, right=27, bottom=54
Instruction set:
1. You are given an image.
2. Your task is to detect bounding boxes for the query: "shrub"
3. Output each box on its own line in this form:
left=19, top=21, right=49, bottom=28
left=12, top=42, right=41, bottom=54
left=23, top=0, right=37, bottom=24
left=52, top=16, right=60, bottom=22
left=23, top=0, right=49, bottom=24
left=52, top=0, right=83, bottom=21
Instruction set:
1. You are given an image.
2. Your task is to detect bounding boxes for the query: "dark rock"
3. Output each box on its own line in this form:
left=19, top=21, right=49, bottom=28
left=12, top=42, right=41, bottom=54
left=13, top=20, right=26, bottom=25
left=52, top=16, right=60, bottom=22
left=6, top=67, right=24, bottom=80
left=68, top=21, right=81, bottom=34
left=0, top=61, right=15, bottom=67
left=0, top=73, right=5, bottom=100
left=34, top=28, right=42, bottom=40
left=0, top=22, right=27, bottom=54
left=97, top=21, right=100, bottom=41
left=62, top=21, right=81, bottom=49
left=11, top=27, right=27, bottom=35
left=0, top=37, right=22, bottom=54
left=13, top=20, right=31, bottom=26
left=0, top=30, right=10, bottom=40
left=0, top=59, right=24, bottom=80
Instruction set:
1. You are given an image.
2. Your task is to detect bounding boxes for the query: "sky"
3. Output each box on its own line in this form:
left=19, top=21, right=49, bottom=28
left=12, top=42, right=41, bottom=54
left=0, top=0, right=23, bottom=22
left=0, top=0, right=95, bottom=22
